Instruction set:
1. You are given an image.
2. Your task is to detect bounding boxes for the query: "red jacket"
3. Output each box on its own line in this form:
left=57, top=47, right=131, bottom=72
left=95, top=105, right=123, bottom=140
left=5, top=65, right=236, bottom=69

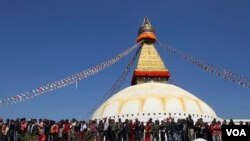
left=211, top=124, right=221, bottom=136
left=63, top=123, right=70, bottom=133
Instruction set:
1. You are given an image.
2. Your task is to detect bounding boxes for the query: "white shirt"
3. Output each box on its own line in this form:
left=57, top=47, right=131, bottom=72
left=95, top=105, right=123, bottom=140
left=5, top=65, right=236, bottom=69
left=104, top=122, right=109, bottom=131
left=80, top=124, right=87, bottom=131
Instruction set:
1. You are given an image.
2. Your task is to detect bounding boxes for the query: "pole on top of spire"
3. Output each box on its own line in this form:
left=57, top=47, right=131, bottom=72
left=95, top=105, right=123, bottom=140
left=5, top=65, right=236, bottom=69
left=142, top=17, right=151, bottom=26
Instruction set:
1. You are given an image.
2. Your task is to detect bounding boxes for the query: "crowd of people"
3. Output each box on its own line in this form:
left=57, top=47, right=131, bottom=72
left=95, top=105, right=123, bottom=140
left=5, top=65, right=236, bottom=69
left=0, top=115, right=248, bottom=141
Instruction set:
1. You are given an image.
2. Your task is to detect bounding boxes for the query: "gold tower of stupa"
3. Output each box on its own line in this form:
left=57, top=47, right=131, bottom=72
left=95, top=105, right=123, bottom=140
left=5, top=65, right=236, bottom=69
left=131, top=17, right=170, bottom=85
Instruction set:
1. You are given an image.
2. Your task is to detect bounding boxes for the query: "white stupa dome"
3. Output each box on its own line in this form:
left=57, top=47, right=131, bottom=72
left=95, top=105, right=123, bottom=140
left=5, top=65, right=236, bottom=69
left=92, top=82, right=217, bottom=122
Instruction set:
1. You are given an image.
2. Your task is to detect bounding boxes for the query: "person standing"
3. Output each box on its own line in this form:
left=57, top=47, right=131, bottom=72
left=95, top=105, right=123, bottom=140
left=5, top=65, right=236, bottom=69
left=90, top=120, right=97, bottom=141
left=110, top=120, right=118, bottom=141
left=103, top=118, right=109, bottom=141
left=20, top=118, right=27, bottom=137
left=182, top=119, right=189, bottom=141
left=159, top=120, right=166, bottom=141
left=58, top=120, right=64, bottom=140
left=117, top=118, right=124, bottom=141
left=168, top=118, right=177, bottom=141
left=176, top=119, right=183, bottom=141
left=204, top=123, right=212, bottom=141
left=123, top=119, right=130, bottom=141
left=211, top=121, right=221, bottom=141
left=129, top=120, right=135, bottom=141
left=1, top=123, right=9, bottom=141
left=138, top=121, right=145, bottom=141
left=63, top=119, right=70, bottom=141
left=14, top=119, right=21, bottom=141
left=228, top=119, right=234, bottom=125
left=134, top=119, right=139, bottom=141
left=97, top=120, right=104, bottom=141
left=144, top=122, right=151, bottom=141
left=152, top=120, right=160, bottom=141
left=195, top=118, right=205, bottom=139
left=50, top=121, right=59, bottom=141
left=9, top=120, right=15, bottom=141
left=187, top=115, right=195, bottom=141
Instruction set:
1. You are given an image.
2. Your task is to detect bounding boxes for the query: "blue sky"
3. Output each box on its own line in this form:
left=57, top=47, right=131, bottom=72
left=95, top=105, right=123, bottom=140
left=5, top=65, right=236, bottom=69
left=0, top=0, right=249, bottom=120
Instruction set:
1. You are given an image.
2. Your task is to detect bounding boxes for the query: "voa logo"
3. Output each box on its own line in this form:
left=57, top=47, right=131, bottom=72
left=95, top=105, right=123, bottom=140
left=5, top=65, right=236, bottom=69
left=226, top=129, right=246, bottom=136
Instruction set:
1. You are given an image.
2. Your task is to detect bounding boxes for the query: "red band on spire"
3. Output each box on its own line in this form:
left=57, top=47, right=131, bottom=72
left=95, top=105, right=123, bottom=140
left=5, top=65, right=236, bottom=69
left=131, top=70, right=170, bottom=85
left=133, top=71, right=170, bottom=77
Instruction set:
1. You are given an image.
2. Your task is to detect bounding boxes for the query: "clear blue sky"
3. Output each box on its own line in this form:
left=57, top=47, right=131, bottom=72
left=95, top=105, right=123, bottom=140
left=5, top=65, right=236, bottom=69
left=0, top=0, right=249, bottom=121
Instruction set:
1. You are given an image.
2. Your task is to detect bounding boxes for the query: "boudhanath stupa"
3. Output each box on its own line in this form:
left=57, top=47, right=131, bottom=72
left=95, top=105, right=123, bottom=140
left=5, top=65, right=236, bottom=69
left=92, top=17, right=218, bottom=123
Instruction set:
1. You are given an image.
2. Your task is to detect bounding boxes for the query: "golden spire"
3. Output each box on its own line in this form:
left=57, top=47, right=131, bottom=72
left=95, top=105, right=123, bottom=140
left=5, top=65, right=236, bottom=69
left=132, top=17, right=170, bottom=85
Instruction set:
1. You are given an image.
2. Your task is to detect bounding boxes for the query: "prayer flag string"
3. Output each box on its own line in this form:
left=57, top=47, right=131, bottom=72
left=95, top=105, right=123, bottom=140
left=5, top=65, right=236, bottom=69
left=158, top=42, right=250, bottom=89
left=0, top=42, right=142, bottom=107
